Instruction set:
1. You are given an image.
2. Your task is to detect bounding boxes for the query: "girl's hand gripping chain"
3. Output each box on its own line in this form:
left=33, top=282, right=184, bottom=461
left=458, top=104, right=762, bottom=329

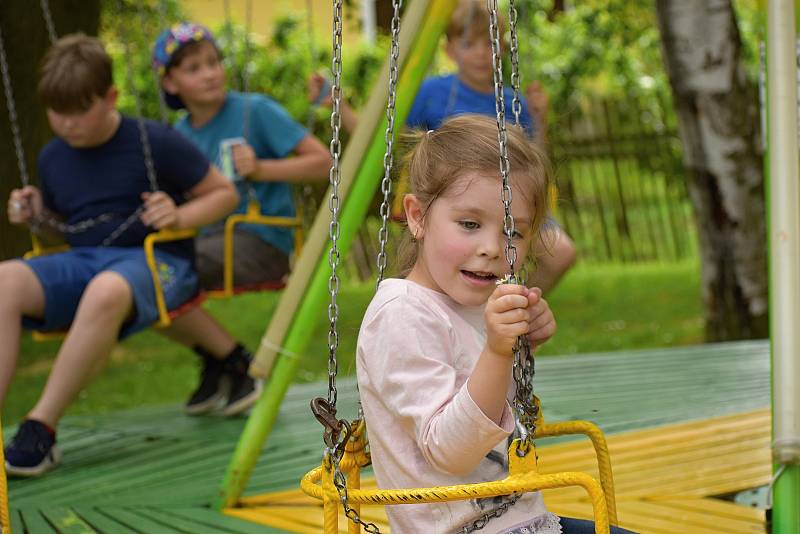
left=485, top=283, right=533, bottom=358
left=525, top=287, right=556, bottom=349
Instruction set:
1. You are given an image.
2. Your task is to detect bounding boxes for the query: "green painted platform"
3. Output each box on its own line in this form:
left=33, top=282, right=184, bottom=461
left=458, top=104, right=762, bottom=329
left=6, top=340, right=770, bottom=533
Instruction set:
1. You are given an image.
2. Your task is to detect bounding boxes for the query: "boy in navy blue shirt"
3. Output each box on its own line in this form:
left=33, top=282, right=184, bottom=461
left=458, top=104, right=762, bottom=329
left=1, top=34, right=238, bottom=477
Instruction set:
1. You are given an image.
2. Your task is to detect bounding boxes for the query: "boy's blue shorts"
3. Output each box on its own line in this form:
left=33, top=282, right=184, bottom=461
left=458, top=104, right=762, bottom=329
left=22, top=247, right=198, bottom=339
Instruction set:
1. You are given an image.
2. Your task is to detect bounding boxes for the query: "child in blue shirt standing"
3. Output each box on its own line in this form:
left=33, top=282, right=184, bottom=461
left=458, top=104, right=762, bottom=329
left=151, top=23, right=332, bottom=416
left=1, top=34, right=238, bottom=477
left=309, top=0, right=575, bottom=293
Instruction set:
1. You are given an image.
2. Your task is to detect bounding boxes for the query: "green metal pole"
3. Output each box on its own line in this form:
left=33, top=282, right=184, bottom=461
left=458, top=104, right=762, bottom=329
left=766, top=0, right=800, bottom=531
left=217, top=0, right=458, bottom=509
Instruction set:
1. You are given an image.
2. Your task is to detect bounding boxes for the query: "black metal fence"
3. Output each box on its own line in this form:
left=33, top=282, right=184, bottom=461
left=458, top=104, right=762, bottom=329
left=550, top=93, right=697, bottom=263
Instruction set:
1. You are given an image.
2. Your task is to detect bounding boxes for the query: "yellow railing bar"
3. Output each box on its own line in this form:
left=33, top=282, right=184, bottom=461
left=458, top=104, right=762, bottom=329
left=143, top=228, right=198, bottom=328
left=219, top=199, right=304, bottom=297
left=299, top=406, right=615, bottom=534
left=0, top=416, right=10, bottom=533
left=302, top=441, right=610, bottom=534
left=531, top=396, right=617, bottom=525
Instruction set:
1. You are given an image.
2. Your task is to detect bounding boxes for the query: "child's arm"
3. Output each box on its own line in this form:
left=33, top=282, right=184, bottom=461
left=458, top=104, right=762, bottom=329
left=140, top=166, right=238, bottom=230
left=231, top=134, right=332, bottom=184
left=308, top=72, right=359, bottom=134
left=525, top=81, right=549, bottom=147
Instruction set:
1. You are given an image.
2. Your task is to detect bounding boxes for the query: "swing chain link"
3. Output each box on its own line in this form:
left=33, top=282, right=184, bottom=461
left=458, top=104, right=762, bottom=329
left=330, top=450, right=382, bottom=533
left=324, top=0, right=344, bottom=413
left=0, top=21, right=119, bottom=237
left=375, top=0, right=403, bottom=287
left=0, top=25, right=31, bottom=191
left=454, top=3, right=538, bottom=532
left=508, top=0, right=523, bottom=126
left=455, top=492, right=523, bottom=534
left=39, top=0, right=57, bottom=45
left=488, top=0, right=516, bottom=273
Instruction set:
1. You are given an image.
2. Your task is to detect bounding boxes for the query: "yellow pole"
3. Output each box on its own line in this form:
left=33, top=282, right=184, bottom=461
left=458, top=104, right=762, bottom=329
left=0, top=416, right=11, bottom=533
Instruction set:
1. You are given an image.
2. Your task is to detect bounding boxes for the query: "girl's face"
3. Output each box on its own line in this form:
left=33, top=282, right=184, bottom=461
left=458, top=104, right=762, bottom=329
left=405, top=172, right=534, bottom=307
left=162, top=40, right=226, bottom=108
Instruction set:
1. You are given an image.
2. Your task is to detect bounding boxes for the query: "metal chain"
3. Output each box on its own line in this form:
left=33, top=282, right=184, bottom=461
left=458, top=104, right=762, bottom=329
left=150, top=0, right=170, bottom=123
left=0, top=25, right=31, bottom=189
left=117, top=0, right=159, bottom=191
left=39, top=0, right=57, bottom=45
left=488, top=0, right=516, bottom=273
left=508, top=0, right=522, bottom=126
left=453, top=3, right=538, bottom=532
left=507, top=0, right=530, bottom=322
left=325, top=0, right=344, bottom=416
left=0, top=19, right=119, bottom=237
left=455, top=493, right=524, bottom=534
left=330, top=451, right=382, bottom=533
left=242, top=0, right=253, bottom=140
left=374, top=0, right=403, bottom=286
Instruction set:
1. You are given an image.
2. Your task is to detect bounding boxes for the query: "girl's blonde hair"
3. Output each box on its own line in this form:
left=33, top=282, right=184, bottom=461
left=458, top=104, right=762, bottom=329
left=397, top=114, right=553, bottom=276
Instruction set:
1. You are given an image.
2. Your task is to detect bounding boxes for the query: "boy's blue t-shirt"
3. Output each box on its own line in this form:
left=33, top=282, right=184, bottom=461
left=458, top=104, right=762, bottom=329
left=175, top=91, right=306, bottom=256
left=37, top=116, right=210, bottom=260
left=406, top=74, right=536, bottom=136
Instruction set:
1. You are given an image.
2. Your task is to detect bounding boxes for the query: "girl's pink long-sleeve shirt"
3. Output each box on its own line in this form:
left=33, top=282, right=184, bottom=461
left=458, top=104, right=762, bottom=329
left=356, top=279, right=561, bottom=533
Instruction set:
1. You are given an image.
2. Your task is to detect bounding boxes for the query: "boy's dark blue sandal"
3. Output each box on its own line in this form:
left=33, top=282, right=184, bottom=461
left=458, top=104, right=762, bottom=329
left=221, top=348, right=263, bottom=417
left=185, top=347, right=230, bottom=415
left=5, top=419, right=62, bottom=477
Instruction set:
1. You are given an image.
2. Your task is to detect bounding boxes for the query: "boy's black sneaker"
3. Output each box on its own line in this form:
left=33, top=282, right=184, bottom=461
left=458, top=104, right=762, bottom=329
left=185, top=347, right=229, bottom=415
left=221, top=348, right=262, bottom=417
left=5, top=419, right=62, bottom=477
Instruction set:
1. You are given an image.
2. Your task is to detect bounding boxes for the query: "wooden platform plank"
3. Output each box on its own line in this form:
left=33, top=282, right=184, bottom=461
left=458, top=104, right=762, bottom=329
left=136, top=508, right=226, bottom=534
left=98, top=507, right=186, bottom=533
left=17, top=508, right=59, bottom=533
left=10, top=508, right=24, bottom=534
left=39, top=507, right=97, bottom=534
left=6, top=341, right=773, bottom=533
left=71, top=508, right=140, bottom=534
left=167, top=507, right=290, bottom=534
left=239, top=408, right=771, bottom=533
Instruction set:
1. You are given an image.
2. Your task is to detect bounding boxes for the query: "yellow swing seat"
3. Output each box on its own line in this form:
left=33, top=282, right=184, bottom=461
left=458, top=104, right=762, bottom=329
left=27, top=227, right=199, bottom=341
left=206, top=198, right=305, bottom=299
left=301, top=397, right=618, bottom=534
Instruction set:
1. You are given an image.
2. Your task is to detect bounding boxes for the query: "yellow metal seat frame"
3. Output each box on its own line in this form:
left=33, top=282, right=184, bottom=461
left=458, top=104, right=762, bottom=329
left=27, top=228, right=196, bottom=341
left=208, top=198, right=304, bottom=299
left=301, top=397, right=618, bottom=534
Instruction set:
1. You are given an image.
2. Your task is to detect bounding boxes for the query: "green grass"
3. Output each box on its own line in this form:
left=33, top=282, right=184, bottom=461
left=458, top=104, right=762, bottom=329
left=3, top=260, right=704, bottom=427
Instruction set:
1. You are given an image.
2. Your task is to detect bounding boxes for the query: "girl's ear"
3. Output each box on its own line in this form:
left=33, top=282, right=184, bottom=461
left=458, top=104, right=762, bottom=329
left=403, top=194, right=425, bottom=240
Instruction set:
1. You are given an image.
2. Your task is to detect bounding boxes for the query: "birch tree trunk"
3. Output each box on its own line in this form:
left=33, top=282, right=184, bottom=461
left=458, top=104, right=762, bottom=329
left=656, top=0, right=767, bottom=341
left=0, top=0, right=100, bottom=260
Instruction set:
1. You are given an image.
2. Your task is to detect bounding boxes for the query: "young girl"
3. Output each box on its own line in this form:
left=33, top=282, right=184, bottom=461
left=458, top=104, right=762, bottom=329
left=356, top=115, right=633, bottom=534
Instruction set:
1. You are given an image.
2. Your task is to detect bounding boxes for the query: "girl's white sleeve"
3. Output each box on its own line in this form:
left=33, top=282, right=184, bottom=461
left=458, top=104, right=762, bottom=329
left=358, top=296, right=514, bottom=476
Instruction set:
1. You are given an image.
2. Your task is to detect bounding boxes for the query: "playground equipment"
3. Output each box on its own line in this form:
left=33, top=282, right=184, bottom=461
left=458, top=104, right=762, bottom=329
left=219, top=2, right=617, bottom=533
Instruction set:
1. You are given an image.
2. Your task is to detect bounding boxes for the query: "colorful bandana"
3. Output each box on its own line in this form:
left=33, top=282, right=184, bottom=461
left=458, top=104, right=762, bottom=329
left=152, top=22, right=218, bottom=110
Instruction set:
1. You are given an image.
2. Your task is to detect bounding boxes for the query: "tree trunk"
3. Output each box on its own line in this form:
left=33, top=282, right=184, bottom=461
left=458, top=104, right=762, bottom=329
left=656, top=0, right=768, bottom=341
left=0, top=0, right=100, bottom=260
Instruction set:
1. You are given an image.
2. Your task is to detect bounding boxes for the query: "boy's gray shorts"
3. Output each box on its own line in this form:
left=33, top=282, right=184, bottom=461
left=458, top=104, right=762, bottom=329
left=196, top=228, right=290, bottom=290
